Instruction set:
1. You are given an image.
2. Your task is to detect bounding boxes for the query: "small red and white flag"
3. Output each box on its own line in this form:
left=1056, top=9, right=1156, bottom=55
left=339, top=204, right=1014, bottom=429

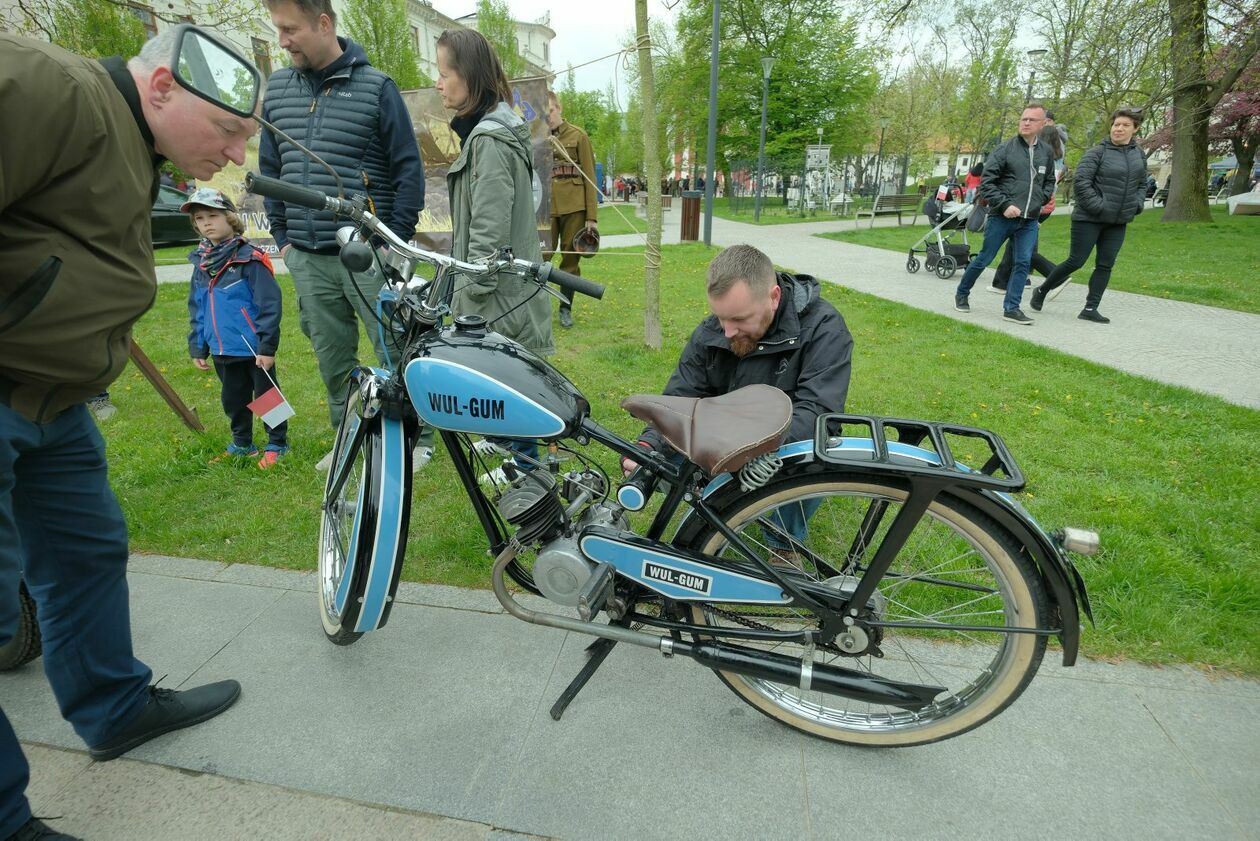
left=247, top=385, right=295, bottom=427
left=238, top=331, right=295, bottom=427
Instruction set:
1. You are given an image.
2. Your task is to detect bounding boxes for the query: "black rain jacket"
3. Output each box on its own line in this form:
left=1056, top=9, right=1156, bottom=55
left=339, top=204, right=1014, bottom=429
left=639, top=273, right=854, bottom=455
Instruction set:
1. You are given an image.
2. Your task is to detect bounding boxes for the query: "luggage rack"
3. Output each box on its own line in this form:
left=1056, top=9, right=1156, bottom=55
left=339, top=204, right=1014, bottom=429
left=813, top=413, right=1026, bottom=493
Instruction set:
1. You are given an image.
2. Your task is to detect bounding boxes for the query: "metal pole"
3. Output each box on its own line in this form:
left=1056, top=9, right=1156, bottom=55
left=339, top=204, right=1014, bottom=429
left=1024, top=71, right=1035, bottom=104
left=703, top=0, right=720, bottom=245
left=873, top=126, right=886, bottom=197
left=754, top=73, right=769, bottom=222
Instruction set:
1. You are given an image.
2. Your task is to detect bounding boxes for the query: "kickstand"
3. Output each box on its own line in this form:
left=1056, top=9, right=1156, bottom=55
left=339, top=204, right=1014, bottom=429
left=549, top=636, right=618, bottom=721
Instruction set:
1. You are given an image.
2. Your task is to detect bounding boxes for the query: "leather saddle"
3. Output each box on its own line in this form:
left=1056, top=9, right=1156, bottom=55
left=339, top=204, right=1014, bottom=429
left=621, top=384, right=792, bottom=475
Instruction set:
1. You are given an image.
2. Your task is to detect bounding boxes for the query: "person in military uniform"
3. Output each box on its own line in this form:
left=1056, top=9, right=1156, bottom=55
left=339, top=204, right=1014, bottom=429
left=545, top=90, right=598, bottom=328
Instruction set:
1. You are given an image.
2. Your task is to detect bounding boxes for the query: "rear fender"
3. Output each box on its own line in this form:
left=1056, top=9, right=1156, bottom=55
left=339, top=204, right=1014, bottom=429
left=674, top=438, right=1090, bottom=665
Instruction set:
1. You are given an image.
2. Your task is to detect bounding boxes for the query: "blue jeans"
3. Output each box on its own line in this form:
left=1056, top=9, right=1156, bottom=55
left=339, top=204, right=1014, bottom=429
left=956, top=215, right=1040, bottom=312
left=0, top=403, right=152, bottom=837
left=764, top=497, right=823, bottom=549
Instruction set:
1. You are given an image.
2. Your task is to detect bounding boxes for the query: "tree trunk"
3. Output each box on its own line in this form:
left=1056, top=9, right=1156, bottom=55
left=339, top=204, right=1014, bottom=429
left=636, top=0, right=662, bottom=349
left=1230, top=135, right=1257, bottom=195
left=1163, top=0, right=1214, bottom=222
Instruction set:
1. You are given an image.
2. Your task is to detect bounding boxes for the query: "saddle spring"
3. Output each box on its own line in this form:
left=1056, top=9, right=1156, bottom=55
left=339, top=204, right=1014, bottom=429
left=738, top=452, right=783, bottom=492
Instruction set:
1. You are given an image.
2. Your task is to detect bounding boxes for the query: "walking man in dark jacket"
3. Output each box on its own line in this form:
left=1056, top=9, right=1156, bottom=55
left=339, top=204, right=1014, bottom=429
left=621, top=245, right=854, bottom=566
left=260, top=0, right=426, bottom=469
left=1, top=28, right=253, bottom=839
left=953, top=103, right=1058, bottom=325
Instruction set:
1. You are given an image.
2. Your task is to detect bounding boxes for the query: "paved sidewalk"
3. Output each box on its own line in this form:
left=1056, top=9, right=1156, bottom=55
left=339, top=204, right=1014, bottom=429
left=6, top=555, right=1258, bottom=841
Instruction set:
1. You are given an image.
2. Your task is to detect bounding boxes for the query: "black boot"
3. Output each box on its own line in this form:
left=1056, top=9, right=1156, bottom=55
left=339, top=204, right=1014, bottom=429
left=1029, top=285, right=1047, bottom=312
left=88, top=680, right=241, bottom=761
left=1078, top=307, right=1110, bottom=323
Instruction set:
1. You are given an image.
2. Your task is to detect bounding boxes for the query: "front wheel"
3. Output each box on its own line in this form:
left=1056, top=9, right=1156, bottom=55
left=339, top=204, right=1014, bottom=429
left=686, top=470, right=1049, bottom=747
left=905, top=256, right=920, bottom=273
left=318, top=393, right=412, bottom=645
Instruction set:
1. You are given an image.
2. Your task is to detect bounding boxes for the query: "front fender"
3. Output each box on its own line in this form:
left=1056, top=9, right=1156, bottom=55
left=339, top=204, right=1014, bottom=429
left=674, top=438, right=1091, bottom=665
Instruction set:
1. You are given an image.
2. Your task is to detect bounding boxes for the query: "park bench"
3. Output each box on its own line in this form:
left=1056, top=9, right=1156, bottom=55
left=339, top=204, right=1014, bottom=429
left=854, top=193, right=920, bottom=228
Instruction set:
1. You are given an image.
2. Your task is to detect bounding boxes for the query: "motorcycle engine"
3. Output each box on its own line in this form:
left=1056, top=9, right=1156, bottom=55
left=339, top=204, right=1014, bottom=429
left=497, top=470, right=565, bottom=545
left=531, top=502, right=629, bottom=607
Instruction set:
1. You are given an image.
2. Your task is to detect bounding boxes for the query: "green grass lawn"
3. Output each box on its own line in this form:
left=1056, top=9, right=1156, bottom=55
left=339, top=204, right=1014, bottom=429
left=710, top=195, right=869, bottom=226
left=112, top=243, right=1259, bottom=674
left=819, top=207, right=1260, bottom=314
left=153, top=244, right=195, bottom=265
left=595, top=207, right=645, bottom=236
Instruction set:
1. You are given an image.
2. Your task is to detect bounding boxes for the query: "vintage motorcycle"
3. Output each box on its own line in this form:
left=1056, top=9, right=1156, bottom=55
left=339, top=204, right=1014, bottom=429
left=244, top=170, right=1098, bottom=748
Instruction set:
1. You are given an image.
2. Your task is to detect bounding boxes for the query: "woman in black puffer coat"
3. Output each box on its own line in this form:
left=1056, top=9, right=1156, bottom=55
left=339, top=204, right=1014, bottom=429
left=1031, top=107, right=1149, bottom=323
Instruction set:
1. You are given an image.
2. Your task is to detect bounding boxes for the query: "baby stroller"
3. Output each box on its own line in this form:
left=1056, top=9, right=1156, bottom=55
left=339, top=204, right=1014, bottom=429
left=906, top=180, right=976, bottom=279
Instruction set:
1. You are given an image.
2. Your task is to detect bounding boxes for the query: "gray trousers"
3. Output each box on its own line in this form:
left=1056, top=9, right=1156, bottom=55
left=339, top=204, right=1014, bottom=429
left=284, top=248, right=433, bottom=448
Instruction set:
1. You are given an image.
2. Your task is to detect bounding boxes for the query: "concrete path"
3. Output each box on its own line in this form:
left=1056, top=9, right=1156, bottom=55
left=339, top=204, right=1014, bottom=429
left=7, top=556, right=1257, bottom=840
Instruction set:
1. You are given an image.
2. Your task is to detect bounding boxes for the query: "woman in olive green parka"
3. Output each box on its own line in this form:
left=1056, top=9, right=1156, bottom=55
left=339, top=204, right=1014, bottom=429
left=437, top=29, right=554, bottom=357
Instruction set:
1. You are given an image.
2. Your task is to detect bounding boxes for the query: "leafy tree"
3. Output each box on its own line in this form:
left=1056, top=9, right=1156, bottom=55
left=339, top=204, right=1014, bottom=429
left=1147, top=49, right=1260, bottom=196
left=667, top=0, right=879, bottom=190
left=1162, top=0, right=1259, bottom=221
left=343, top=0, right=428, bottom=89
left=557, top=69, right=608, bottom=138
left=3, top=0, right=263, bottom=52
left=476, top=0, right=527, bottom=80
left=30, top=0, right=146, bottom=58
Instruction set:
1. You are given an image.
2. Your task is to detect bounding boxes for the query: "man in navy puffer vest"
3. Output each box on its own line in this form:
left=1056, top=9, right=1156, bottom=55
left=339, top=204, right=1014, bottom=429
left=260, top=0, right=426, bottom=470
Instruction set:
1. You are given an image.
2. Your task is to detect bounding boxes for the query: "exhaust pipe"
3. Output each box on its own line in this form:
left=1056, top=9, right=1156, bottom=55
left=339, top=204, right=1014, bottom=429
left=670, top=639, right=945, bottom=712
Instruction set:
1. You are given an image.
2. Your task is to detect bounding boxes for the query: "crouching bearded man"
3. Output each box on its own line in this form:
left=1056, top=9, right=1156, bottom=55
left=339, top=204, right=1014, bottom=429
left=621, top=244, right=855, bottom=567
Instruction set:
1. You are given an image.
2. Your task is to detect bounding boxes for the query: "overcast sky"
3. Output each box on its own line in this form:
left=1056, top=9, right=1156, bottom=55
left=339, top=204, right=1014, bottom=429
left=440, top=0, right=682, bottom=101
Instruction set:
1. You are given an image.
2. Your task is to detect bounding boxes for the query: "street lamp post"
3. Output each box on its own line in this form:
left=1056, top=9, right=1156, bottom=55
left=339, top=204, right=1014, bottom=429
left=816, top=126, right=826, bottom=212
left=1024, top=48, right=1048, bottom=103
left=873, top=117, right=890, bottom=197
left=753, top=56, right=775, bottom=223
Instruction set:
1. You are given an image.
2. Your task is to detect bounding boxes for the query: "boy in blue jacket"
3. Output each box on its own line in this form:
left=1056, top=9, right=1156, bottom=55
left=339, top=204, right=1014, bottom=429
left=184, top=188, right=290, bottom=468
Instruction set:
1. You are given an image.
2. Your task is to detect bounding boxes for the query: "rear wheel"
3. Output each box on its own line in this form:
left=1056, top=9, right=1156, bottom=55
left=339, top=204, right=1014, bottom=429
left=686, top=471, right=1049, bottom=747
left=936, top=256, right=957, bottom=278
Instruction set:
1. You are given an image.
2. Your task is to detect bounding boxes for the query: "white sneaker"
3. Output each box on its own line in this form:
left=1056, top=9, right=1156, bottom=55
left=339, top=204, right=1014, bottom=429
left=412, top=446, right=433, bottom=473
left=315, top=449, right=334, bottom=472
left=88, top=394, right=117, bottom=420
left=472, top=439, right=510, bottom=458
left=478, top=460, right=516, bottom=486
left=1048, top=277, right=1072, bottom=301
left=986, top=283, right=1005, bottom=294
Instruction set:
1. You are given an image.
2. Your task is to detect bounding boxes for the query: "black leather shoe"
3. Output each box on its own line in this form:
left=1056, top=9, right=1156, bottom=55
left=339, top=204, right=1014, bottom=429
left=1078, top=307, right=1110, bottom=323
left=88, top=680, right=241, bottom=761
left=6, top=817, right=81, bottom=840
left=559, top=308, right=574, bottom=329
left=1029, top=285, right=1047, bottom=312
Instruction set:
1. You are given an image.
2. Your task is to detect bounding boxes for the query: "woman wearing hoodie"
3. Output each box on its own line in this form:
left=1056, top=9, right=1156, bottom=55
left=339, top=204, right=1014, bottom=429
left=436, top=28, right=553, bottom=358
left=1030, top=107, right=1148, bottom=323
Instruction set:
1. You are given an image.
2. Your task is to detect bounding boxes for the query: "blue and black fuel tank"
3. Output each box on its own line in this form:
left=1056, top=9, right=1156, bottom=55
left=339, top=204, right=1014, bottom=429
left=405, top=316, right=590, bottom=439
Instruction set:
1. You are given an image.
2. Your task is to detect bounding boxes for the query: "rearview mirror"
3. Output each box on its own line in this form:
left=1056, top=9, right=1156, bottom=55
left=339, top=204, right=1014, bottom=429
left=170, top=25, right=260, bottom=118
